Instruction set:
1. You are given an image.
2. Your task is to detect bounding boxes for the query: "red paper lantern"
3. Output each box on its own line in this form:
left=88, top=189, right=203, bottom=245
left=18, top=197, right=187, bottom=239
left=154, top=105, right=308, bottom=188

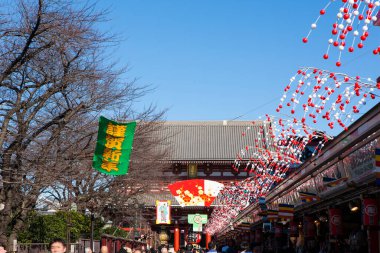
left=363, top=198, right=379, bottom=226
left=329, top=208, right=343, bottom=236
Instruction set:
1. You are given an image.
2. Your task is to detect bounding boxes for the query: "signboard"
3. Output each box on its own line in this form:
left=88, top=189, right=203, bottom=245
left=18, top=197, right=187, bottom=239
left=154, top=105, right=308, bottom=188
left=188, top=214, right=208, bottom=232
left=156, top=200, right=171, bottom=224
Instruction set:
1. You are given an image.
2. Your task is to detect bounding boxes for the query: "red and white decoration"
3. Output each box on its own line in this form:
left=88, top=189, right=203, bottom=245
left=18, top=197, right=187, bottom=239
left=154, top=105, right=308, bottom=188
left=168, top=179, right=224, bottom=207
left=303, top=0, right=380, bottom=66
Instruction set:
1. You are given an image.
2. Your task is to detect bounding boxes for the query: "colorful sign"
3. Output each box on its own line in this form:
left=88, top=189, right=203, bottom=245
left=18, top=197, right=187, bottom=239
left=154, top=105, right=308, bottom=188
left=156, top=200, right=171, bottom=224
left=188, top=214, right=208, bottom=232
left=93, top=116, right=136, bottom=175
left=168, top=179, right=224, bottom=206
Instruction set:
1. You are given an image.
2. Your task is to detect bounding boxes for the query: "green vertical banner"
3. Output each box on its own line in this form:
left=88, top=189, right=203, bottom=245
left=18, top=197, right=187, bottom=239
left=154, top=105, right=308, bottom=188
left=92, top=116, right=136, bottom=175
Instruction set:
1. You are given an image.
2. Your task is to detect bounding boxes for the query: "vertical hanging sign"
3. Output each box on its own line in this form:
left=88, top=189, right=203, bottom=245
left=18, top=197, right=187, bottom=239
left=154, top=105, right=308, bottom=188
left=93, top=116, right=136, bottom=175
left=329, top=208, right=343, bottom=236
left=363, top=198, right=378, bottom=226
left=156, top=200, right=171, bottom=224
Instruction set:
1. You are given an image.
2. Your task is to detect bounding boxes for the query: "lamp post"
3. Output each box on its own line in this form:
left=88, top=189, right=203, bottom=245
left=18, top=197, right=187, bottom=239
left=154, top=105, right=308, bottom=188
left=87, top=199, right=97, bottom=252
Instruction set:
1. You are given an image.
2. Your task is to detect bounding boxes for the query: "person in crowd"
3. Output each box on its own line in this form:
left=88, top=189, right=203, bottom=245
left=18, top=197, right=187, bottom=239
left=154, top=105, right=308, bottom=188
left=119, top=244, right=129, bottom=253
left=134, top=249, right=142, bottom=253
left=160, top=245, right=169, bottom=253
left=240, top=242, right=253, bottom=253
left=85, top=247, right=93, bottom=253
left=185, top=244, right=193, bottom=253
left=0, top=245, right=6, bottom=253
left=101, top=246, right=109, bottom=253
left=207, top=241, right=217, bottom=253
left=49, top=238, right=67, bottom=253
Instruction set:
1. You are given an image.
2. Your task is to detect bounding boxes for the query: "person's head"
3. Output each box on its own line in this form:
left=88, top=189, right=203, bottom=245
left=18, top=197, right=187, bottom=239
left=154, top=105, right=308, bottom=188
left=208, top=241, right=216, bottom=250
left=0, top=245, right=7, bottom=253
left=134, top=250, right=142, bottom=253
left=240, top=242, right=249, bottom=251
left=161, top=247, right=168, bottom=253
left=100, top=246, right=109, bottom=253
left=185, top=244, right=193, bottom=252
left=49, top=238, right=67, bottom=253
left=85, top=247, right=93, bottom=253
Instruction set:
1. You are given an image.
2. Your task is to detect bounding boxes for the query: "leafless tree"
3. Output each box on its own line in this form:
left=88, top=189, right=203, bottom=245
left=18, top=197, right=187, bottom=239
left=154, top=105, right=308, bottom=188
left=0, top=0, right=169, bottom=248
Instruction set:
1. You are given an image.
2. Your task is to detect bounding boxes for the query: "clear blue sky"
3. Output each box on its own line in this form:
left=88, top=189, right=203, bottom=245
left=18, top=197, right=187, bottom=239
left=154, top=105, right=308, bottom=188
left=93, top=0, right=380, bottom=128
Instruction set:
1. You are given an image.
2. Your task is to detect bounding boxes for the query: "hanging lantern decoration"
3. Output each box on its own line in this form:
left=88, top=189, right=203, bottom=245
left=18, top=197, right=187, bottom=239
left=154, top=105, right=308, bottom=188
left=362, top=198, right=379, bottom=226
left=329, top=208, right=343, bottom=236
left=303, top=0, right=380, bottom=66
left=186, top=233, right=202, bottom=244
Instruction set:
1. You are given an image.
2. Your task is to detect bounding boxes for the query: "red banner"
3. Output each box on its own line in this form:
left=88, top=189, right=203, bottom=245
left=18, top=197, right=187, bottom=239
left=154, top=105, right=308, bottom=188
left=289, top=221, right=298, bottom=237
left=303, top=216, right=316, bottom=238
left=329, top=208, right=343, bottom=236
left=363, top=198, right=379, bottom=226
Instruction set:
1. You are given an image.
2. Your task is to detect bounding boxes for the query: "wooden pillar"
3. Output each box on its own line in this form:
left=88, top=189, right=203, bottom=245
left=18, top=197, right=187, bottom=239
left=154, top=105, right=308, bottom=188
left=174, top=227, right=180, bottom=252
left=206, top=233, right=212, bottom=249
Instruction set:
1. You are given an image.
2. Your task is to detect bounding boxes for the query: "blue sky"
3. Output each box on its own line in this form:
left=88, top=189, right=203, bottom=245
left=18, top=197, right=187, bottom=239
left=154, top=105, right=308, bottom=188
left=93, top=0, right=380, bottom=130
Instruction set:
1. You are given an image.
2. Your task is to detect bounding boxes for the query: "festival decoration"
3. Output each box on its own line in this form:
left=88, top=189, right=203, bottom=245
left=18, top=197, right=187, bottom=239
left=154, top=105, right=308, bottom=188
left=375, top=148, right=380, bottom=186
left=376, top=148, right=380, bottom=166
left=92, top=116, right=136, bottom=175
left=156, top=200, right=171, bottom=224
left=267, top=210, right=279, bottom=222
left=188, top=214, right=208, bottom=232
left=323, top=176, right=348, bottom=187
left=299, top=191, right=320, bottom=203
left=205, top=67, right=379, bottom=235
left=329, top=208, right=343, bottom=236
left=168, top=179, right=224, bottom=207
left=278, top=204, right=295, bottom=222
left=362, top=198, right=378, bottom=226
left=276, top=67, right=379, bottom=131
left=303, top=0, right=380, bottom=66
left=186, top=232, right=202, bottom=244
